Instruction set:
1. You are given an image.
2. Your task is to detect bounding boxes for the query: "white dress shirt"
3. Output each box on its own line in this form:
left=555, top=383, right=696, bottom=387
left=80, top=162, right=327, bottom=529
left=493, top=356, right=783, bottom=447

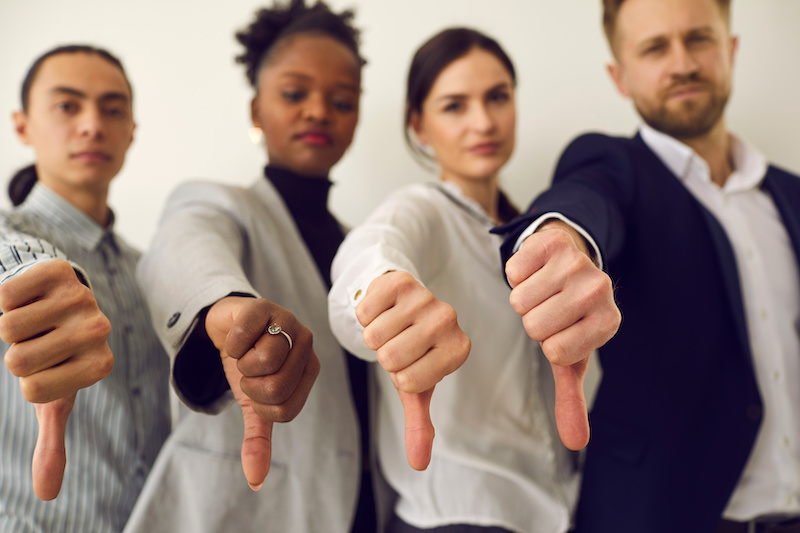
left=329, top=182, right=578, bottom=533
left=638, top=125, right=800, bottom=520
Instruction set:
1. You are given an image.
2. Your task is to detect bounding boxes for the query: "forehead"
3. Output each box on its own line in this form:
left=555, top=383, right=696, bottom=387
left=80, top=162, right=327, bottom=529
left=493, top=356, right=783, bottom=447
left=427, top=48, right=513, bottom=98
left=259, top=33, right=361, bottom=87
left=616, top=0, right=728, bottom=45
left=30, top=52, right=131, bottom=101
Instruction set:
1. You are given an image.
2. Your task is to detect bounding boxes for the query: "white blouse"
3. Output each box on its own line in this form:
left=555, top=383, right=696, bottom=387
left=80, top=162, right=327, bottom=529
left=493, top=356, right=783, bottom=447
left=329, top=181, right=578, bottom=533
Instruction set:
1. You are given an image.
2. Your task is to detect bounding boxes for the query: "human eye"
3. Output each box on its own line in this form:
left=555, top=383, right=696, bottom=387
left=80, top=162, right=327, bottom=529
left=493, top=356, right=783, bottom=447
left=103, top=105, right=128, bottom=119
left=643, top=43, right=665, bottom=55
left=281, top=89, right=306, bottom=103
left=55, top=100, right=79, bottom=114
left=332, top=99, right=355, bottom=113
left=686, top=32, right=712, bottom=47
left=443, top=101, right=463, bottom=113
left=487, top=90, right=510, bottom=104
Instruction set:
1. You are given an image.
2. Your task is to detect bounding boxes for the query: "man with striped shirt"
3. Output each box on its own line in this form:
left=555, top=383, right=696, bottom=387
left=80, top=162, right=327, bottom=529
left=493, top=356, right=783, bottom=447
left=0, top=45, right=170, bottom=532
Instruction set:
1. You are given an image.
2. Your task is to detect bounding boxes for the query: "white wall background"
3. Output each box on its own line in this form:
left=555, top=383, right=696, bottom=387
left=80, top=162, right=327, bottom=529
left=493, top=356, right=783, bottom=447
left=1, top=0, right=798, bottom=252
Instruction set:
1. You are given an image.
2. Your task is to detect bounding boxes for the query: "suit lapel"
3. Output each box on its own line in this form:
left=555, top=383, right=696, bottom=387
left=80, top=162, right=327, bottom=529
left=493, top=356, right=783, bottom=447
left=634, top=134, right=753, bottom=365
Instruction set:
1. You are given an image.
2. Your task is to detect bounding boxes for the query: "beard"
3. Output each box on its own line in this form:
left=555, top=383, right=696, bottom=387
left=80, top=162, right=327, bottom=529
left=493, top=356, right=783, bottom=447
left=634, top=77, right=730, bottom=139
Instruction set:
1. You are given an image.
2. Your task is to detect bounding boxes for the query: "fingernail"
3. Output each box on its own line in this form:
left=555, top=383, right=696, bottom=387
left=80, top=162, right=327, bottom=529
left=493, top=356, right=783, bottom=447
left=248, top=482, right=263, bottom=491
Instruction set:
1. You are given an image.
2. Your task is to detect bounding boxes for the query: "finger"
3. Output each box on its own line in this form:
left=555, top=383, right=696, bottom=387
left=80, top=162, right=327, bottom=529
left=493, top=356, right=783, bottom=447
left=505, top=235, right=549, bottom=289
left=236, top=331, right=292, bottom=378
left=239, top=347, right=306, bottom=407
left=0, top=260, right=76, bottom=312
left=384, top=328, right=468, bottom=394
left=4, top=315, right=111, bottom=379
left=15, top=344, right=112, bottom=404
left=355, top=275, right=401, bottom=329
left=239, top=399, right=274, bottom=491
left=362, top=303, right=413, bottom=353
left=397, top=389, right=435, bottom=471
left=550, top=360, right=590, bottom=451
left=222, top=354, right=274, bottom=490
left=32, top=394, right=76, bottom=501
left=249, top=352, right=320, bottom=423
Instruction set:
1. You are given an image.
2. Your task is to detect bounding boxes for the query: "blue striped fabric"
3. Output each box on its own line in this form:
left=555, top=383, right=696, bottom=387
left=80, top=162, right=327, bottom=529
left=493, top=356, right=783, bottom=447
left=0, top=184, right=171, bottom=533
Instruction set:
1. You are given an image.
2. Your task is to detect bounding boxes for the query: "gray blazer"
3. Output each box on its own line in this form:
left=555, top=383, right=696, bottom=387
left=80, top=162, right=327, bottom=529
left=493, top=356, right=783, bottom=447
left=124, top=178, right=384, bottom=533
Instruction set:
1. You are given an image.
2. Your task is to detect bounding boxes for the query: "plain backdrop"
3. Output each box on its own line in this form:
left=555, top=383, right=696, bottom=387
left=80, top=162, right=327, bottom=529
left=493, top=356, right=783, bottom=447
left=1, top=0, right=798, bottom=251
left=1, top=1, right=798, bottom=404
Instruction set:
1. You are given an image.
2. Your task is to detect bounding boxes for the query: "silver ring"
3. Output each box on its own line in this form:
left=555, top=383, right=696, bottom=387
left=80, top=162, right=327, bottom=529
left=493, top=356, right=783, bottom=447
left=267, top=323, right=293, bottom=350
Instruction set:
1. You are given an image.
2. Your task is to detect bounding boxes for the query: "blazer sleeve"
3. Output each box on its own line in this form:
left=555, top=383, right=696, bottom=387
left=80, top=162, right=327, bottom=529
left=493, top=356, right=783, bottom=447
left=497, top=133, right=636, bottom=267
left=328, top=186, right=440, bottom=362
left=136, top=182, right=260, bottom=413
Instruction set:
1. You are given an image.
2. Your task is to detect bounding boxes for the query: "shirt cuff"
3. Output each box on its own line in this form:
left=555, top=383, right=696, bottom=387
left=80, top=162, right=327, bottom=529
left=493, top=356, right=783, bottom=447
left=513, top=212, right=603, bottom=270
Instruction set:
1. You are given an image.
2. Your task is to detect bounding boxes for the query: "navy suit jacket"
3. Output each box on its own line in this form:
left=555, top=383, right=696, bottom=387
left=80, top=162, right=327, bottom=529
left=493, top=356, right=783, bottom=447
left=499, top=133, right=800, bottom=533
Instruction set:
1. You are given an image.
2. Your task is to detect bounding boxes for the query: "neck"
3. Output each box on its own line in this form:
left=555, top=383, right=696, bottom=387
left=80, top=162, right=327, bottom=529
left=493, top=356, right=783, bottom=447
left=441, top=171, right=500, bottom=223
left=675, top=118, right=733, bottom=188
left=39, top=179, right=110, bottom=226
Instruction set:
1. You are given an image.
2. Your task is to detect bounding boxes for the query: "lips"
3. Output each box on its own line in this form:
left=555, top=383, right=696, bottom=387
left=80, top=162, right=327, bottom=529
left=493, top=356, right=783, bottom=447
left=296, top=130, right=332, bottom=146
left=468, top=142, right=500, bottom=156
left=71, top=150, right=111, bottom=163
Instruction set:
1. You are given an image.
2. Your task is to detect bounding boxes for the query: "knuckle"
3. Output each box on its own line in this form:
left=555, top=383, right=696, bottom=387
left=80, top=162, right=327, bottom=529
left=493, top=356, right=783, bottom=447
left=541, top=337, right=567, bottom=366
left=362, top=327, right=382, bottom=351
left=375, top=345, right=399, bottom=372
left=4, top=346, right=28, bottom=377
left=0, top=314, right=22, bottom=343
left=19, top=377, right=46, bottom=403
left=268, top=401, right=301, bottom=423
left=522, top=314, right=545, bottom=343
left=95, top=348, right=114, bottom=379
left=508, top=288, right=527, bottom=316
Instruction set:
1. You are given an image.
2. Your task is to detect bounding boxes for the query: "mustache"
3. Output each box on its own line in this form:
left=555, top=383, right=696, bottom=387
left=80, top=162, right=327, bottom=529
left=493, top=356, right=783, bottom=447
left=666, top=72, right=709, bottom=91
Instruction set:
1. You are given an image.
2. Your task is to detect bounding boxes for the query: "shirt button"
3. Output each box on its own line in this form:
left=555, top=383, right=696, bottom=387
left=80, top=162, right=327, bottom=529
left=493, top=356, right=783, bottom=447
left=167, top=312, right=180, bottom=328
left=774, top=370, right=782, bottom=382
left=354, top=289, right=362, bottom=301
left=745, top=404, right=762, bottom=422
left=131, top=387, right=141, bottom=397
left=745, top=248, right=754, bottom=260
left=783, top=437, right=791, bottom=448
left=760, top=309, right=768, bottom=320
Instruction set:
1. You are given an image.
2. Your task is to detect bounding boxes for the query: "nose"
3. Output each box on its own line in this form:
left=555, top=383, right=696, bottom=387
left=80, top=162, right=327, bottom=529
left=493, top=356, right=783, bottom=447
left=669, top=42, right=700, bottom=79
left=303, top=93, right=330, bottom=125
left=470, top=103, right=495, bottom=134
left=77, top=106, right=105, bottom=140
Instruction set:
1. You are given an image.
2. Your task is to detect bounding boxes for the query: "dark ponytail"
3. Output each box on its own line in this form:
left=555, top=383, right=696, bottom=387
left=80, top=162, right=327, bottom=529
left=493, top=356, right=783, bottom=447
left=9, top=165, right=38, bottom=206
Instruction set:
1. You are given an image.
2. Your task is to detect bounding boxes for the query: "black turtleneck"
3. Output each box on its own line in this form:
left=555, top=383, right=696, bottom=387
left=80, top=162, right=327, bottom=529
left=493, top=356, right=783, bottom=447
left=266, top=165, right=376, bottom=533
left=265, top=165, right=342, bottom=288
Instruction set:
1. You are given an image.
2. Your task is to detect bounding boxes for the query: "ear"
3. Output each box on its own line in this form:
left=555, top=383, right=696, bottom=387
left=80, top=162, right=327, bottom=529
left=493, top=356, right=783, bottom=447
left=729, top=34, right=739, bottom=68
left=606, top=61, right=631, bottom=98
left=128, top=120, right=136, bottom=148
left=250, top=96, right=261, bottom=128
left=409, top=110, right=428, bottom=146
left=12, top=111, right=32, bottom=145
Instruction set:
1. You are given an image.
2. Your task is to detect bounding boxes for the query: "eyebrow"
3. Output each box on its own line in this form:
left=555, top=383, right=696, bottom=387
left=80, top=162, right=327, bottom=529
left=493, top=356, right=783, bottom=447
left=434, top=82, right=512, bottom=103
left=50, top=86, right=130, bottom=103
left=278, top=72, right=360, bottom=93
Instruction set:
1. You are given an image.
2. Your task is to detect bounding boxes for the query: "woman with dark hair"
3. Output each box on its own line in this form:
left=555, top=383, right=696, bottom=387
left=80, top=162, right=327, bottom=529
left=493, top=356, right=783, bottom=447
left=329, top=28, right=582, bottom=532
left=1, top=44, right=170, bottom=532
left=124, top=1, right=397, bottom=532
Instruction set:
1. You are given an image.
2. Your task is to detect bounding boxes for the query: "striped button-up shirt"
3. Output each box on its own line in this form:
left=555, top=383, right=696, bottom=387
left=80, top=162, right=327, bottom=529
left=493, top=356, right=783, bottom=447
left=0, top=184, right=170, bottom=533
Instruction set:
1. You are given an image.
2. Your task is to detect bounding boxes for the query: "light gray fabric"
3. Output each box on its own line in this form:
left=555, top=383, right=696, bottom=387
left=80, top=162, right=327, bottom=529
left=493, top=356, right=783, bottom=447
left=126, top=178, right=379, bottom=533
left=0, top=183, right=170, bottom=533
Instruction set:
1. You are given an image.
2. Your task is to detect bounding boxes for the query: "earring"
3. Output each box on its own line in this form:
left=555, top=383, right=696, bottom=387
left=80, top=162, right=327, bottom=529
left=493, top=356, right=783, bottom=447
left=248, top=126, right=263, bottom=144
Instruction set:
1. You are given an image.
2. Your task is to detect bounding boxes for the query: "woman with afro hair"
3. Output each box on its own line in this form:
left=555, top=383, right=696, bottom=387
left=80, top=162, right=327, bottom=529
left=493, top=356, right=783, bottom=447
left=124, top=1, right=390, bottom=531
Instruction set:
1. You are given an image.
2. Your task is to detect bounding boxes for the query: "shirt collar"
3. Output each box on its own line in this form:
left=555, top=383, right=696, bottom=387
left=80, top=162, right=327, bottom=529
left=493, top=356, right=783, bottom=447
left=639, top=124, right=768, bottom=193
left=21, top=183, right=116, bottom=251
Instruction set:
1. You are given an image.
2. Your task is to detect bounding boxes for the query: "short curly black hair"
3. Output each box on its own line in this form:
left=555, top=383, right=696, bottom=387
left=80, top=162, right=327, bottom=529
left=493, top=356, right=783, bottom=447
left=235, top=0, right=365, bottom=88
